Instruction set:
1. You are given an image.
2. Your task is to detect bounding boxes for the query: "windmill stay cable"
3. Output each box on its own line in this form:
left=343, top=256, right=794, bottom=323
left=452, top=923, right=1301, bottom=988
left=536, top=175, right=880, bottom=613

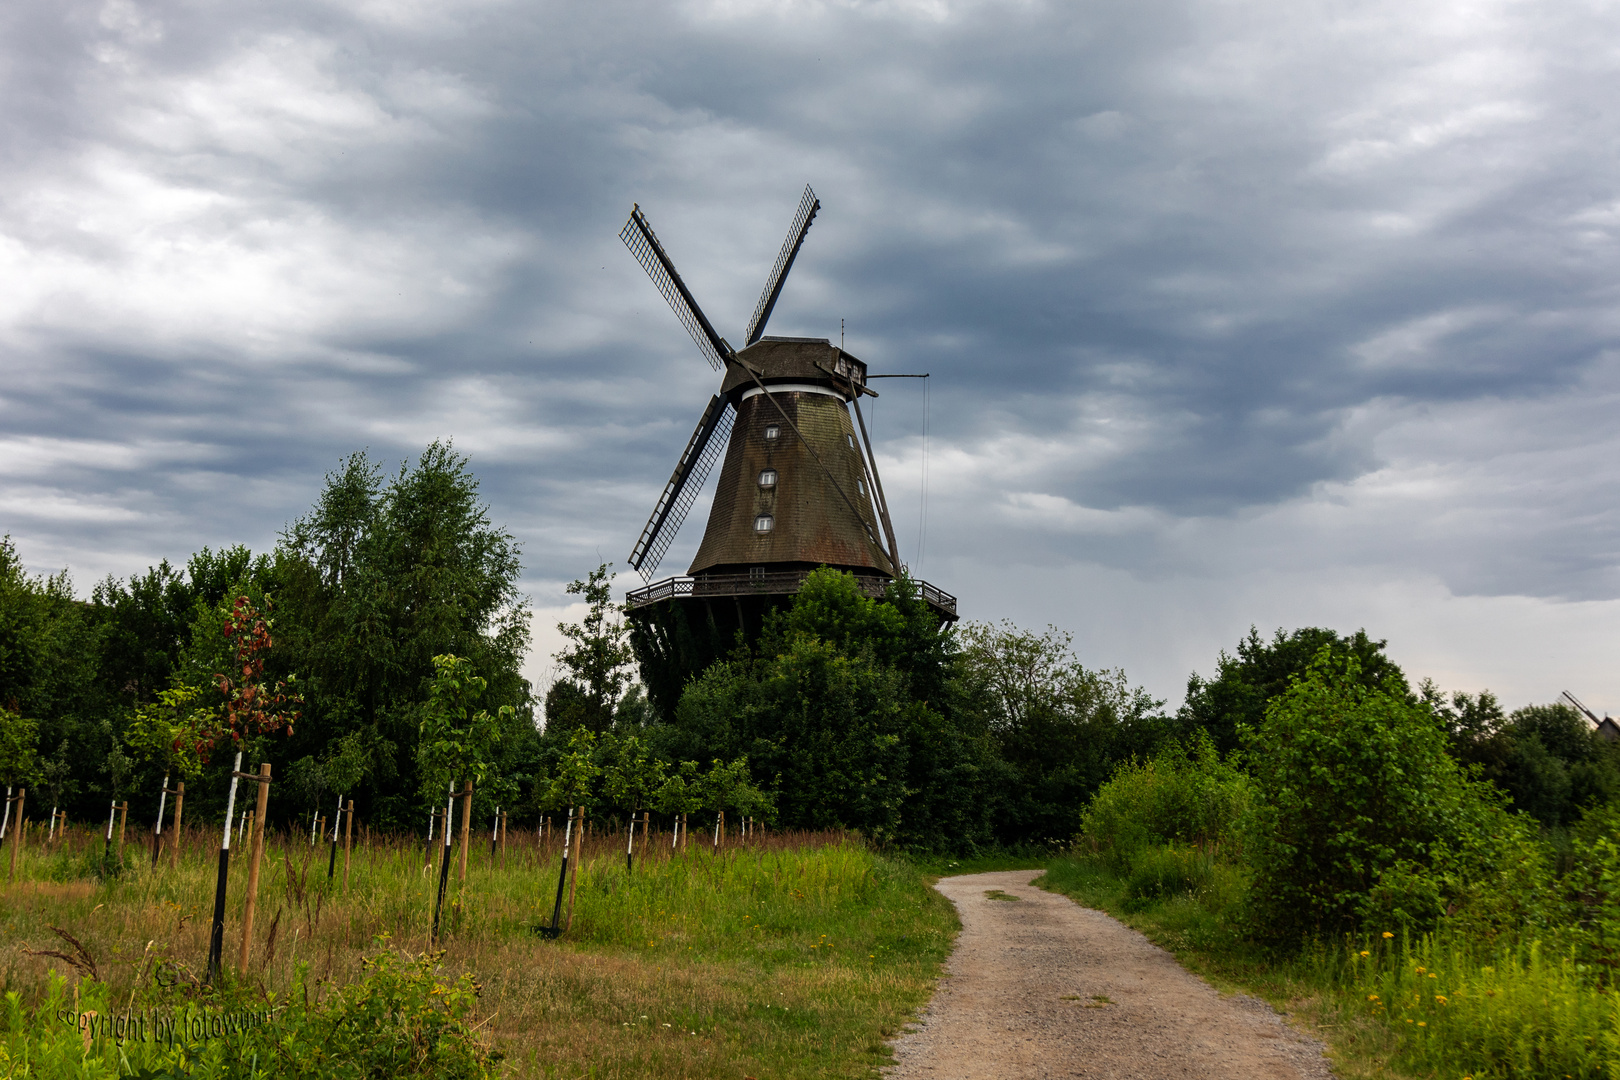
left=916, top=377, right=929, bottom=572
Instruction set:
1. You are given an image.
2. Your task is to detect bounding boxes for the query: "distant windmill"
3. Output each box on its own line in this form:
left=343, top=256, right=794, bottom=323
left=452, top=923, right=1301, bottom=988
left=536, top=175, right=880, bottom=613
left=616, top=187, right=956, bottom=712
left=1563, top=691, right=1620, bottom=743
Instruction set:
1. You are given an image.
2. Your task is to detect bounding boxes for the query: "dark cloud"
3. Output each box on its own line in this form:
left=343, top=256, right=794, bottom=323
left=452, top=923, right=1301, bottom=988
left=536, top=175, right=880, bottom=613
left=3, top=0, right=1619, bottom=707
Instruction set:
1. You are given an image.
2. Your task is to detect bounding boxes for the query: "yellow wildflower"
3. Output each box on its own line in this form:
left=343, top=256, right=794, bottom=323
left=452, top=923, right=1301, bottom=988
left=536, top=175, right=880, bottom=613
left=1383, top=931, right=1394, bottom=939
left=1359, top=950, right=1370, bottom=957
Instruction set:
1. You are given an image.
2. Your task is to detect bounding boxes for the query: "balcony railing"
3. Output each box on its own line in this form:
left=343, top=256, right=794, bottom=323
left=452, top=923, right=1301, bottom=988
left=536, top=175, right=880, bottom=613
left=626, top=571, right=957, bottom=619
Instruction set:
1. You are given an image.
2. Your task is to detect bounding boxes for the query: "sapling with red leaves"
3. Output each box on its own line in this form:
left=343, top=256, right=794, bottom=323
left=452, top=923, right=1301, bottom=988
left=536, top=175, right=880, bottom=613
left=203, top=594, right=301, bottom=982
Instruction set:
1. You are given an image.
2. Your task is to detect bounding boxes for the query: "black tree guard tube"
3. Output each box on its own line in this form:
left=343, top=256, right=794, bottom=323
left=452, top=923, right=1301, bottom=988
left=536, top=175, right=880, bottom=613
left=431, top=782, right=454, bottom=944
left=327, top=792, right=341, bottom=881
left=206, top=750, right=243, bottom=983
left=625, top=809, right=637, bottom=874
left=542, top=807, right=575, bottom=940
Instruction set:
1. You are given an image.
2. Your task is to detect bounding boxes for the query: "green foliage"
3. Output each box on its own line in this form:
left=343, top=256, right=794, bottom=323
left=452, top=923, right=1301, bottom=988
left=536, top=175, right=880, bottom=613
left=675, top=632, right=910, bottom=841
left=959, top=620, right=1169, bottom=845
left=2, top=949, right=497, bottom=1080
left=1079, top=733, right=1251, bottom=874
left=0, top=536, right=101, bottom=803
left=545, top=564, right=636, bottom=736
left=537, top=728, right=773, bottom=825
left=1559, top=803, right=1620, bottom=978
left=418, top=655, right=509, bottom=800
left=122, top=686, right=213, bottom=781
left=1436, top=688, right=1620, bottom=827
left=1241, top=648, right=1516, bottom=942
left=0, top=707, right=38, bottom=786
left=1343, top=933, right=1618, bottom=1080
left=274, top=443, right=535, bottom=829
left=1179, top=625, right=1407, bottom=755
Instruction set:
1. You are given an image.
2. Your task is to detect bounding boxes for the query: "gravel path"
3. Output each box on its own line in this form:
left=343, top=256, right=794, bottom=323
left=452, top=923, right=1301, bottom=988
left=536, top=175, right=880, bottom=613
left=886, top=870, right=1335, bottom=1080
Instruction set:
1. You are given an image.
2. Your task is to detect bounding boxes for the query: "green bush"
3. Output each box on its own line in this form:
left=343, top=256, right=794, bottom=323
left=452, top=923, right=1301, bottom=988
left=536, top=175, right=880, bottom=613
left=1242, top=649, right=1496, bottom=942
left=0, top=944, right=498, bottom=1079
left=1079, top=731, right=1250, bottom=874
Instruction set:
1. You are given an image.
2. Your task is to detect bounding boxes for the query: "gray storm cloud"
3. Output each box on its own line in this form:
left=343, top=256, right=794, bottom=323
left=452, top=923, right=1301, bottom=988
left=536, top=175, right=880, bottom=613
left=1, top=0, right=1617, bottom=709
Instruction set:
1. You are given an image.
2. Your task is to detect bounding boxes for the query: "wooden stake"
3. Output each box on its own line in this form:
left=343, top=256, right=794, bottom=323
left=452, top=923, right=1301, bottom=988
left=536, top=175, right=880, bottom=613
left=238, top=763, right=272, bottom=973
left=499, top=810, right=508, bottom=869
left=343, top=799, right=354, bottom=892
left=457, top=781, right=472, bottom=883
left=7, top=789, right=24, bottom=882
left=115, top=801, right=128, bottom=863
left=170, top=783, right=185, bottom=870
left=565, top=806, right=582, bottom=931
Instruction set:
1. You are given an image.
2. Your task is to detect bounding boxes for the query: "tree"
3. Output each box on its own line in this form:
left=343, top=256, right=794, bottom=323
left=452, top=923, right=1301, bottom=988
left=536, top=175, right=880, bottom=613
left=1242, top=648, right=1482, bottom=941
left=958, top=620, right=1168, bottom=844
left=546, top=564, right=636, bottom=735
left=0, top=537, right=104, bottom=814
left=417, top=655, right=508, bottom=804
left=0, top=707, right=38, bottom=789
left=123, top=685, right=213, bottom=784
left=1434, top=690, right=1620, bottom=826
left=1179, top=625, right=1408, bottom=755
left=209, top=596, right=301, bottom=757
left=275, top=443, right=535, bottom=828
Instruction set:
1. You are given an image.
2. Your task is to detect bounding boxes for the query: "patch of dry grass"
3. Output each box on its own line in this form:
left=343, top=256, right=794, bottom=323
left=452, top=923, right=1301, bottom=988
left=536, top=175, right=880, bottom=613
left=1, top=822, right=957, bottom=1078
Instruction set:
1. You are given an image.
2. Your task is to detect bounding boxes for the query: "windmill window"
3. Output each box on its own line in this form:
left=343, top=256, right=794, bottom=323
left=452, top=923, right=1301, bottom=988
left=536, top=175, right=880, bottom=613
left=754, top=514, right=775, bottom=533
left=846, top=434, right=856, bottom=448
left=857, top=478, right=866, bottom=496
left=750, top=566, right=766, bottom=581
left=758, top=468, right=778, bottom=488
left=764, top=424, right=780, bottom=441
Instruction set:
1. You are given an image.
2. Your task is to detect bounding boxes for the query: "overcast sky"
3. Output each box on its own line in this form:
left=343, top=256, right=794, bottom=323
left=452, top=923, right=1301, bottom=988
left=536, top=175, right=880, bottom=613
left=3, top=0, right=1618, bottom=715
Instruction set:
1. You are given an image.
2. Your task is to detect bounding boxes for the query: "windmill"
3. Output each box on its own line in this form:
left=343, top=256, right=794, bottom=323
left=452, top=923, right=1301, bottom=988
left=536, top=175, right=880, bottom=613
left=617, top=186, right=956, bottom=714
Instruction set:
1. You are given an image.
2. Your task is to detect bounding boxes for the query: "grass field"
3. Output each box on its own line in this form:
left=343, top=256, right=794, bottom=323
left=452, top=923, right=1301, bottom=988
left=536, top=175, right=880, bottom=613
left=0, top=820, right=962, bottom=1078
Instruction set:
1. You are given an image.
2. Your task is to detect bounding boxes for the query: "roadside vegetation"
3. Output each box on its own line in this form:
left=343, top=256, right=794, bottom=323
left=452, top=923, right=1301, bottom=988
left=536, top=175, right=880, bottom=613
left=4, top=443, right=1617, bottom=1078
left=1044, top=645, right=1620, bottom=1080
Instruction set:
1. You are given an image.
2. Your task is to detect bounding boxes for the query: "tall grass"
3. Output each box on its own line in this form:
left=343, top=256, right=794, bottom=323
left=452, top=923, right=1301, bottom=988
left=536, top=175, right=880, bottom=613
left=1337, top=932, right=1618, bottom=1079
left=1, top=819, right=957, bottom=1078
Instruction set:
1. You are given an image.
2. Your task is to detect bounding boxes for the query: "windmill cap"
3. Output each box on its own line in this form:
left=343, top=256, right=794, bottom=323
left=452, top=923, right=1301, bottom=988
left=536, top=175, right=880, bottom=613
left=721, top=337, right=866, bottom=400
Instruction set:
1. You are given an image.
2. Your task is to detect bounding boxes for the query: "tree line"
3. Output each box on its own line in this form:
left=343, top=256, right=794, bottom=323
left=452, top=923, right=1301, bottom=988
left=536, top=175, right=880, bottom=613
left=2, top=441, right=1609, bottom=854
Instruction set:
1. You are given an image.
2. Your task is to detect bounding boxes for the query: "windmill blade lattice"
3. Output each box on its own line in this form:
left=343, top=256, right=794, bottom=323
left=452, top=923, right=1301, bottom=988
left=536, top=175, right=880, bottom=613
left=744, top=185, right=820, bottom=347
left=621, top=206, right=731, bottom=372
left=628, top=396, right=736, bottom=580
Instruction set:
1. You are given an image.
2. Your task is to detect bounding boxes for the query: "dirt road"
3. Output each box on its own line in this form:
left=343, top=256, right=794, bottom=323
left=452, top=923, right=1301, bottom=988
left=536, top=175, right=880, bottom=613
left=886, top=870, right=1334, bottom=1080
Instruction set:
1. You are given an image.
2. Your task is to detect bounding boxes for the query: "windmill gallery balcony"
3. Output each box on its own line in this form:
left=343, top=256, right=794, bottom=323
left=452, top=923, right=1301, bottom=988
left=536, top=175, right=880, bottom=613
left=626, top=571, right=958, bottom=622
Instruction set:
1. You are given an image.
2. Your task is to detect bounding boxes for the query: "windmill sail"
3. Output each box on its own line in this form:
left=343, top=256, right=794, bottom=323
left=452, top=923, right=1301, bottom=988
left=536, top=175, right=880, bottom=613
left=629, top=395, right=735, bottom=580
left=621, top=206, right=733, bottom=372
left=744, top=186, right=820, bottom=347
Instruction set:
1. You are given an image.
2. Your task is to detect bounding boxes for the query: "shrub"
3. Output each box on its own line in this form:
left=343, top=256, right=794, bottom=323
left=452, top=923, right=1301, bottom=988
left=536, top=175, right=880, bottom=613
left=1079, top=731, right=1250, bottom=874
left=1, top=945, right=498, bottom=1080
left=1241, top=649, right=1486, bottom=942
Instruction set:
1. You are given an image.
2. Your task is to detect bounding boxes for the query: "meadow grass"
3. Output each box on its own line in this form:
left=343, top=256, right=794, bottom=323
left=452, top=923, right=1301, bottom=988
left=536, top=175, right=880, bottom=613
left=0, top=820, right=959, bottom=1078
left=1042, top=852, right=1620, bottom=1080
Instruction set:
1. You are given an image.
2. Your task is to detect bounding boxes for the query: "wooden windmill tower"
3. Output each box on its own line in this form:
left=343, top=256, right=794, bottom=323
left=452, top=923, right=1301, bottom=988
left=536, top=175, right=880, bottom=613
left=617, top=186, right=956, bottom=713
